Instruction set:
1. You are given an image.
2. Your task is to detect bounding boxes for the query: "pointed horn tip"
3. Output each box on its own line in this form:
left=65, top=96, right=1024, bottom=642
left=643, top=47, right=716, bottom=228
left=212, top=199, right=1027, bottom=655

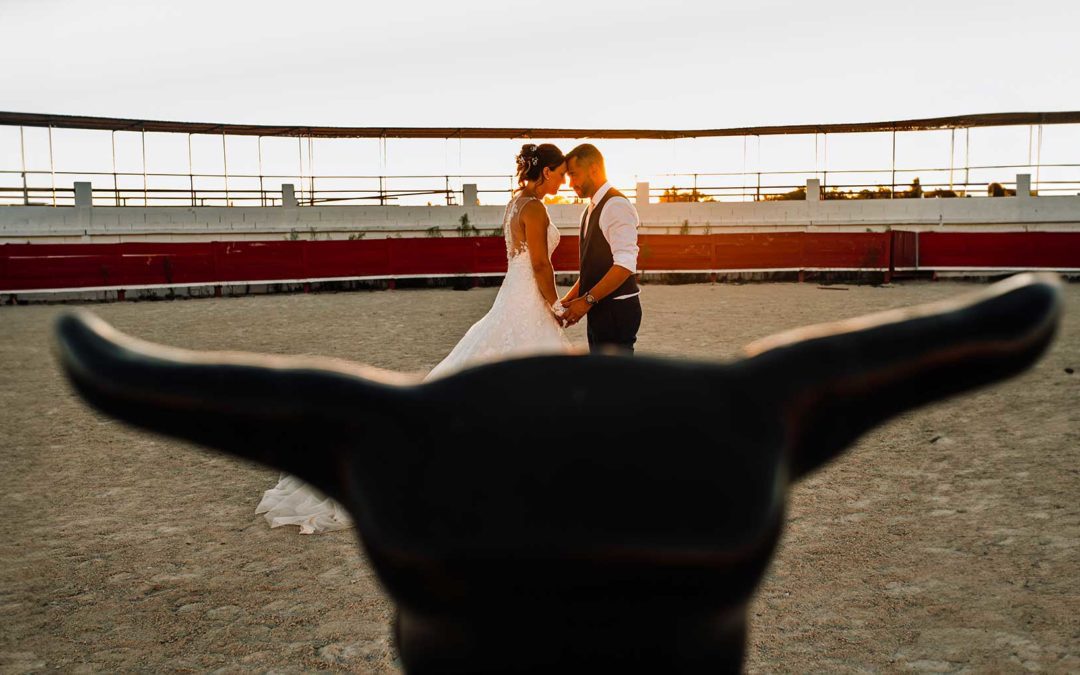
left=53, top=310, right=115, bottom=382
left=996, top=271, right=1063, bottom=317
left=1002, top=270, right=1062, bottom=289
left=1004, top=272, right=1065, bottom=330
left=55, top=309, right=116, bottom=345
left=744, top=272, right=1063, bottom=359
left=992, top=271, right=1063, bottom=311
left=55, top=309, right=97, bottom=355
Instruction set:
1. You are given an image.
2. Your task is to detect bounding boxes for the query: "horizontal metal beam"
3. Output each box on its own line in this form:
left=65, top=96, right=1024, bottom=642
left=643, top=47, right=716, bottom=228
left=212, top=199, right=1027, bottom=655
left=2, top=110, right=1078, bottom=139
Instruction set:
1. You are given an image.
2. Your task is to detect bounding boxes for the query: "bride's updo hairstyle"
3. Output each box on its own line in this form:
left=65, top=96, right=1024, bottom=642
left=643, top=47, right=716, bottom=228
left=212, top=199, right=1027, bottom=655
left=515, top=143, right=565, bottom=187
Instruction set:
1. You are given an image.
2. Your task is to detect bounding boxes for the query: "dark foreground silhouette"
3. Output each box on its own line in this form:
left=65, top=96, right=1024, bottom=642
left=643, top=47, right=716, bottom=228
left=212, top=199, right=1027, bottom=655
left=54, top=273, right=1062, bottom=674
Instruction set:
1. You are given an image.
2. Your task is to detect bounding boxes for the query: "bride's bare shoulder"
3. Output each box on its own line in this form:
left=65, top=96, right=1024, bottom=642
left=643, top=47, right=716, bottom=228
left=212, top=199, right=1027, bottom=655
left=519, top=198, right=548, bottom=221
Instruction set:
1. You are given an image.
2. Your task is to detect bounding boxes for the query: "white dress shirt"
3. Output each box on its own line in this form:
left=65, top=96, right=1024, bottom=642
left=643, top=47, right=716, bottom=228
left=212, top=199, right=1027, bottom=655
left=587, top=181, right=641, bottom=300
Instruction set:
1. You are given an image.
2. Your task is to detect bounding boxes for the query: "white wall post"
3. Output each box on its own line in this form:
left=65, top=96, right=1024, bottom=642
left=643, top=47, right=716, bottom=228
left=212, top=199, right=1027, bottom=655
left=281, top=183, right=297, bottom=208
left=462, top=183, right=479, bottom=206
left=806, top=178, right=821, bottom=202
left=636, top=181, right=650, bottom=206
left=1016, top=173, right=1031, bottom=198
left=74, top=182, right=93, bottom=207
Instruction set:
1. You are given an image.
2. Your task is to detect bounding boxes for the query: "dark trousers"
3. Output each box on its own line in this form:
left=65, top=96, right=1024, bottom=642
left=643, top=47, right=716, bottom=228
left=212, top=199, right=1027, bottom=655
left=586, top=295, right=642, bottom=355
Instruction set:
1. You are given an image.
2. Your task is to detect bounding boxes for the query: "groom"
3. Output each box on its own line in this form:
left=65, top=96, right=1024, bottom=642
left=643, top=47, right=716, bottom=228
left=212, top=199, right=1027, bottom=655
left=559, top=144, right=642, bottom=354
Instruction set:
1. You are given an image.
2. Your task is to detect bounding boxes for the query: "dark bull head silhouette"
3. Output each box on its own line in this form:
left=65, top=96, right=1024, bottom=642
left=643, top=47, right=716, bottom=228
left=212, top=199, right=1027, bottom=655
left=55, top=273, right=1062, bottom=673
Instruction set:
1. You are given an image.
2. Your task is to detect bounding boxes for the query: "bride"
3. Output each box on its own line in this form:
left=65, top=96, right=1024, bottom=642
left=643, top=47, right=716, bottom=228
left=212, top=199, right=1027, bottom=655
left=256, top=143, right=574, bottom=533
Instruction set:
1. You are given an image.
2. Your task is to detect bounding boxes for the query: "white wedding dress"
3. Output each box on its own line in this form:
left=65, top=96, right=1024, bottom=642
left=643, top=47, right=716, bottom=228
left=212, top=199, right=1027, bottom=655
left=256, top=195, right=573, bottom=533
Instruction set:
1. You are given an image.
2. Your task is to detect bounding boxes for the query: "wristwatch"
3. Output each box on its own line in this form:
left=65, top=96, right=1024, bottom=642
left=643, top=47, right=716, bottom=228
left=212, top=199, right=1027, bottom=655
left=585, top=293, right=598, bottom=306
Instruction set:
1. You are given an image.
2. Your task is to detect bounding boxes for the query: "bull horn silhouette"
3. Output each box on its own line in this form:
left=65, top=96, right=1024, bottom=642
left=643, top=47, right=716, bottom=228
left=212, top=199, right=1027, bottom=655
left=55, top=272, right=1062, bottom=673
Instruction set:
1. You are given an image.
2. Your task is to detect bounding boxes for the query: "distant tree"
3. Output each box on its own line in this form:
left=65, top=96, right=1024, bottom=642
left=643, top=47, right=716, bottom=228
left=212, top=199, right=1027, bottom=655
left=864, top=187, right=894, bottom=199
left=544, top=194, right=584, bottom=205
left=899, top=177, right=923, bottom=199
left=925, top=188, right=958, bottom=198
left=659, top=187, right=714, bottom=203
left=823, top=186, right=892, bottom=200
left=426, top=226, right=443, bottom=238
left=988, top=182, right=1016, bottom=197
left=764, top=186, right=806, bottom=201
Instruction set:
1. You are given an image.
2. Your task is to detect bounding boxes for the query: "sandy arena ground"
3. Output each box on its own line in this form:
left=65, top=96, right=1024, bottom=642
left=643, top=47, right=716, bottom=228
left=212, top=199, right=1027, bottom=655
left=1, top=280, right=1078, bottom=673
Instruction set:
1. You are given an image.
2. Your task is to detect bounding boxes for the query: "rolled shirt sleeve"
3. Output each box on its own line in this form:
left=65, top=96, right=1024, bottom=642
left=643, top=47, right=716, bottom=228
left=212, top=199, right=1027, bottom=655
left=598, top=196, right=640, bottom=274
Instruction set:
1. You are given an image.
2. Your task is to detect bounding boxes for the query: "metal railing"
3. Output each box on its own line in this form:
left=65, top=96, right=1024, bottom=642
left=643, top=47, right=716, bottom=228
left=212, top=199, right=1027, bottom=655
left=0, top=170, right=517, bottom=207
left=2, top=164, right=1078, bottom=207
left=5, top=110, right=1078, bottom=207
left=646, top=164, right=1080, bottom=201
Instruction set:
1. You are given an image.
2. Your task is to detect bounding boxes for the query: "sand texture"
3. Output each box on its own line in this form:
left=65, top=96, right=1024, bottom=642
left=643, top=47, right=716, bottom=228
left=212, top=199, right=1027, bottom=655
left=1, top=280, right=1077, bottom=672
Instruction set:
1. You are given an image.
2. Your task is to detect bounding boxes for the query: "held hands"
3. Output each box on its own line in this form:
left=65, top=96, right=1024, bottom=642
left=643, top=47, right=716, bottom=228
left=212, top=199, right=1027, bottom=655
left=551, top=301, right=568, bottom=327
left=559, top=297, right=591, bottom=327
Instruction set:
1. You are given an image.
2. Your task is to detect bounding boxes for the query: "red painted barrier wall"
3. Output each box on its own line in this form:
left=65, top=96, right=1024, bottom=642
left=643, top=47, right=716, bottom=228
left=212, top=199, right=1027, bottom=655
left=915, top=232, right=1080, bottom=269
left=1, top=231, right=1077, bottom=292
left=638, top=232, right=891, bottom=271
left=0, top=233, right=892, bottom=292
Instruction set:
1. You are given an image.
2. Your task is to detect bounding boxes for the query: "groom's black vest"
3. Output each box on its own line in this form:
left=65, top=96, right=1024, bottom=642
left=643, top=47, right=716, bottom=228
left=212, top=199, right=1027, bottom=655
left=579, top=188, right=639, bottom=300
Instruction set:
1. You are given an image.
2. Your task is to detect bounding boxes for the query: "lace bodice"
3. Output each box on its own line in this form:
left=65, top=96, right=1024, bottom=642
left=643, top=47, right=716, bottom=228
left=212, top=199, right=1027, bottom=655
left=504, top=195, right=561, bottom=263
left=422, top=195, right=570, bottom=383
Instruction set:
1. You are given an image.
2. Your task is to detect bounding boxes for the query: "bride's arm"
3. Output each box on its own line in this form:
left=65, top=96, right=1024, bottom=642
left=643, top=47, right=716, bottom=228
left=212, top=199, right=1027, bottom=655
left=520, top=201, right=560, bottom=308
left=560, top=279, right=580, bottom=306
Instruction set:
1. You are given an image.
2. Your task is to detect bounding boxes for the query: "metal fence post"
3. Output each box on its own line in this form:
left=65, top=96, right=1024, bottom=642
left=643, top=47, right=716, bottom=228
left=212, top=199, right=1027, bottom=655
left=1035, top=124, right=1043, bottom=195
left=113, top=130, right=120, bottom=206
left=297, top=136, right=304, bottom=207
left=890, top=130, right=896, bottom=199
left=308, top=136, right=315, bottom=206
left=222, top=131, right=229, bottom=206
left=948, top=128, right=955, bottom=194
left=48, top=125, right=56, bottom=206
left=19, top=126, right=28, bottom=205
left=141, top=129, right=148, bottom=206
left=188, top=133, right=195, bottom=206
left=257, top=136, right=265, bottom=206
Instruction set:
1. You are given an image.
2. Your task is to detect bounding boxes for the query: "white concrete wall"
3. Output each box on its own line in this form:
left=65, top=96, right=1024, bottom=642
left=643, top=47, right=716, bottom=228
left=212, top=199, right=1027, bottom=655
left=2, top=194, right=1079, bottom=244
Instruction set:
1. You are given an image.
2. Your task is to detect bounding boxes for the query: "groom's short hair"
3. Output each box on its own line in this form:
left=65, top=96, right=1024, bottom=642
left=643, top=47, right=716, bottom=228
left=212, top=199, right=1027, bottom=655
left=565, top=143, right=604, bottom=168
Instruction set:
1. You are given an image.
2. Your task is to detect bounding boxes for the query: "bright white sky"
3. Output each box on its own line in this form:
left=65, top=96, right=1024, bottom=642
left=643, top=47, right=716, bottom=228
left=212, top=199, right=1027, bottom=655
left=2, top=0, right=1078, bottom=202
